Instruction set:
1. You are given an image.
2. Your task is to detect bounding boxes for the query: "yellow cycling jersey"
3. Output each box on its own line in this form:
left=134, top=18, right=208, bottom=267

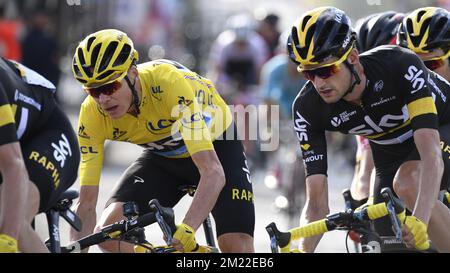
left=77, top=59, right=233, bottom=186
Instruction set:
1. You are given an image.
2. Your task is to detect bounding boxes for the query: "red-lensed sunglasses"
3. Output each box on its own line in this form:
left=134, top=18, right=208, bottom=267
left=84, top=80, right=122, bottom=98
left=302, top=64, right=341, bottom=81
left=422, top=50, right=450, bottom=71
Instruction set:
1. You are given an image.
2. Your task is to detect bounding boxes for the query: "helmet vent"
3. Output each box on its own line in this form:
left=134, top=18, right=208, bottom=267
left=86, top=37, right=96, bottom=52
left=417, top=10, right=427, bottom=22
left=302, top=15, right=312, bottom=31
left=99, top=41, right=118, bottom=72
left=96, top=70, right=115, bottom=81
left=412, top=18, right=431, bottom=47
left=299, top=24, right=315, bottom=59
left=113, top=44, right=131, bottom=67
left=78, top=47, right=93, bottom=77
left=91, top=43, right=101, bottom=73
left=316, top=21, right=334, bottom=51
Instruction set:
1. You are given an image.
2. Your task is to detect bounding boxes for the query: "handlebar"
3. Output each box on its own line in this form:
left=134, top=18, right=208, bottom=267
left=63, top=199, right=175, bottom=253
left=266, top=187, right=405, bottom=253
left=148, top=199, right=177, bottom=245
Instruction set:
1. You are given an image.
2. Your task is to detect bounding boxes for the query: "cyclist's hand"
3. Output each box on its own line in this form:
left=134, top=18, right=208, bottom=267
left=173, top=223, right=197, bottom=252
left=290, top=249, right=306, bottom=253
left=279, top=241, right=292, bottom=253
left=0, top=234, right=19, bottom=253
left=401, top=216, right=430, bottom=251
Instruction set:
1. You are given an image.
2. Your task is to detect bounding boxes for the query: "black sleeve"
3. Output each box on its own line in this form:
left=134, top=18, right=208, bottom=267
left=395, top=48, right=439, bottom=130
left=292, top=88, right=328, bottom=177
left=0, top=83, right=17, bottom=146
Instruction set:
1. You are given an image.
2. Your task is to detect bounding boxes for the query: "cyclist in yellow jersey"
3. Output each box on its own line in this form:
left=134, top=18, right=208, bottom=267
left=70, top=29, right=255, bottom=253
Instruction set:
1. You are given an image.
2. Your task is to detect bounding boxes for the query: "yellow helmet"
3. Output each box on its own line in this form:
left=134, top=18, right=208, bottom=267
left=287, top=7, right=356, bottom=70
left=397, top=7, right=450, bottom=54
left=72, top=29, right=139, bottom=88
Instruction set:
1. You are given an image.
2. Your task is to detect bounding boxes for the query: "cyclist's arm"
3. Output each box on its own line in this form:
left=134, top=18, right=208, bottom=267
left=398, top=49, right=443, bottom=225
left=70, top=186, right=99, bottom=250
left=412, top=128, right=443, bottom=225
left=70, top=100, right=105, bottom=250
left=0, top=141, right=29, bottom=240
left=165, top=74, right=225, bottom=230
left=299, top=174, right=329, bottom=253
left=350, top=137, right=373, bottom=201
left=292, top=91, right=330, bottom=252
left=0, top=87, right=29, bottom=241
left=183, top=150, right=225, bottom=230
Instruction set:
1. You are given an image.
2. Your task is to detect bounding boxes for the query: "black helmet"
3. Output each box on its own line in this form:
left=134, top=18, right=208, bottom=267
left=355, top=11, right=404, bottom=53
left=287, top=6, right=356, bottom=70
left=398, top=7, right=450, bottom=53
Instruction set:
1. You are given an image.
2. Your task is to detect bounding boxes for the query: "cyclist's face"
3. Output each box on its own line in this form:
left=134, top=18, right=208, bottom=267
left=306, top=53, right=354, bottom=104
left=418, top=49, right=450, bottom=82
left=92, top=73, right=133, bottom=119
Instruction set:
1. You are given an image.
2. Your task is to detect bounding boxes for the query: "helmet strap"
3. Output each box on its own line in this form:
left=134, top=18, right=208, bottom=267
left=125, top=75, right=140, bottom=116
left=342, top=61, right=361, bottom=97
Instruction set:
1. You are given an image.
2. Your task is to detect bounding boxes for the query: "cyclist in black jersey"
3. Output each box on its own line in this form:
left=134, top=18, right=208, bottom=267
left=288, top=6, right=450, bottom=252
left=349, top=11, right=405, bottom=205
left=395, top=7, right=450, bottom=251
left=0, top=58, right=79, bottom=252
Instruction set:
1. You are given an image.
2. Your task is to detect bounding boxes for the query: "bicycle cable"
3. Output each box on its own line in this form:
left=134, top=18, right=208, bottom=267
left=345, top=231, right=350, bottom=253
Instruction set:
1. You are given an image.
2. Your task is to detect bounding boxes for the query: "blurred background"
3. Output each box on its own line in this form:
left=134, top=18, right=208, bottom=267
left=0, top=0, right=446, bottom=252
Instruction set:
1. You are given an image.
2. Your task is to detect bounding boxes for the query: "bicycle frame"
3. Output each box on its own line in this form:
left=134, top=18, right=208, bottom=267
left=62, top=199, right=219, bottom=253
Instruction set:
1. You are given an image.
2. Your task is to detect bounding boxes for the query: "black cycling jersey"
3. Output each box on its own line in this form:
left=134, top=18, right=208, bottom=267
left=0, top=58, right=80, bottom=212
left=0, top=57, right=57, bottom=145
left=292, top=45, right=450, bottom=177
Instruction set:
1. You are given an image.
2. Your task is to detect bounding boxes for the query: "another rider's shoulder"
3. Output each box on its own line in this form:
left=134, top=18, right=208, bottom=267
left=361, top=45, right=420, bottom=64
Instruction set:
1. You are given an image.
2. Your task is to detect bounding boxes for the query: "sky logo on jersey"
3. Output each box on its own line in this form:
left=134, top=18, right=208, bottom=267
left=404, top=65, right=426, bottom=94
left=51, top=133, right=72, bottom=168
left=294, top=111, right=310, bottom=142
left=348, top=105, right=409, bottom=136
